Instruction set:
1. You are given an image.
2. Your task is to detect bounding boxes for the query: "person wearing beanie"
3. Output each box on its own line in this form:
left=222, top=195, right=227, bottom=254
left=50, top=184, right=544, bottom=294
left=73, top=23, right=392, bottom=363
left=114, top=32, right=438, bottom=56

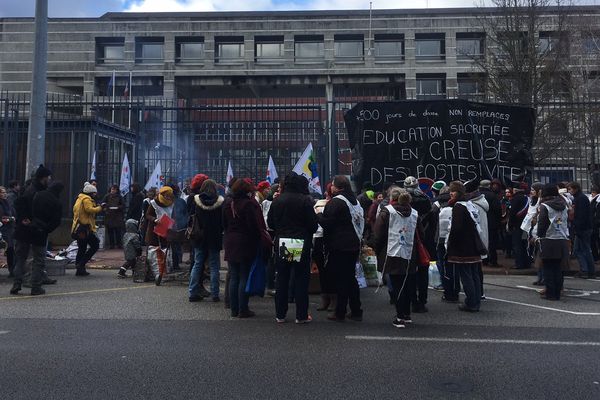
left=145, top=186, right=175, bottom=285
left=255, top=181, right=271, bottom=204
left=11, top=165, right=54, bottom=295
left=445, top=181, right=484, bottom=312
left=102, top=184, right=126, bottom=250
left=431, top=181, right=446, bottom=196
left=190, top=174, right=209, bottom=194
left=509, top=182, right=531, bottom=270
left=479, top=179, right=502, bottom=267
left=357, top=182, right=374, bottom=221
left=70, top=181, right=103, bottom=277
left=536, top=184, right=570, bottom=299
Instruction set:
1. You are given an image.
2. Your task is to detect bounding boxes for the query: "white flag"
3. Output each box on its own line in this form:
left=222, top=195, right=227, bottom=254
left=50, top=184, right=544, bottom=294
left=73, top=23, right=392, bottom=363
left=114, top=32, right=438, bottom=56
left=119, top=153, right=131, bottom=196
left=293, top=143, right=322, bottom=194
left=226, top=161, right=234, bottom=186
left=90, top=151, right=97, bottom=181
left=145, top=161, right=162, bottom=191
left=266, top=156, right=278, bottom=184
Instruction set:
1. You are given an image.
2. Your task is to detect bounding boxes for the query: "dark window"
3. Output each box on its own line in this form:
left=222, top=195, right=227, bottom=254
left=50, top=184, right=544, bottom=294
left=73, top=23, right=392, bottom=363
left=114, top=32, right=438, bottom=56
left=255, top=36, right=285, bottom=63
left=496, top=31, right=528, bottom=59
left=135, top=37, right=164, bottom=64
left=457, top=73, right=486, bottom=100
left=176, top=37, right=204, bottom=63
left=582, top=32, right=600, bottom=55
left=334, top=34, right=364, bottom=61
left=416, top=74, right=446, bottom=99
left=456, top=33, right=485, bottom=60
left=374, top=34, right=404, bottom=61
left=95, top=76, right=163, bottom=97
left=295, top=35, right=324, bottom=63
left=215, top=36, right=245, bottom=63
left=96, top=37, right=125, bottom=64
left=415, top=33, right=445, bottom=61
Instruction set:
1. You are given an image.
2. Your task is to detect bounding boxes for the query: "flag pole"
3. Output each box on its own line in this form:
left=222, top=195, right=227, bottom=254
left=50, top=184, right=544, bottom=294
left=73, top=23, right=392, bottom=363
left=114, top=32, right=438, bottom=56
left=111, top=69, right=116, bottom=123
left=128, top=70, right=132, bottom=130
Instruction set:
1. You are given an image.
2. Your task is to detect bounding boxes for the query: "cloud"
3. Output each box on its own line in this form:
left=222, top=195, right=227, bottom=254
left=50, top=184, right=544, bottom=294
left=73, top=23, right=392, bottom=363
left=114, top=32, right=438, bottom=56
left=0, top=0, right=129, bottom=17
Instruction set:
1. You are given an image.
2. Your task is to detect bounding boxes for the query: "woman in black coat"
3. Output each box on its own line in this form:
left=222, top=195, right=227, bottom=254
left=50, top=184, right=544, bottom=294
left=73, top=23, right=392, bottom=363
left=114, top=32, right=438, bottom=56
left=188, top=179, right=224, bottom=302
left=317, top=175, right=364, bottom=322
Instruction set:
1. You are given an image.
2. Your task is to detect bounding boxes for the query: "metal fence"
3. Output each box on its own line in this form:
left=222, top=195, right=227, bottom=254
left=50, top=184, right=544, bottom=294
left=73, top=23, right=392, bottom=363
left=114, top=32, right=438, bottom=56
left=1, top=88, right=600, bottom=219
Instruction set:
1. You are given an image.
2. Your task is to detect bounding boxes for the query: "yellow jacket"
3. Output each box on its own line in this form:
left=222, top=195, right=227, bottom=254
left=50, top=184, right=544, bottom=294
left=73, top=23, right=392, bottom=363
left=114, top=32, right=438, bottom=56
left=72, top=193, right=103, bottom=233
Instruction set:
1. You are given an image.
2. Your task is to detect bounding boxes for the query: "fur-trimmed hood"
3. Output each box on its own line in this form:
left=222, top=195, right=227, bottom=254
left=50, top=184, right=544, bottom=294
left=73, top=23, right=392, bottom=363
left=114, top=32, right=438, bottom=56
left=194, top=194, right=224, bottom=211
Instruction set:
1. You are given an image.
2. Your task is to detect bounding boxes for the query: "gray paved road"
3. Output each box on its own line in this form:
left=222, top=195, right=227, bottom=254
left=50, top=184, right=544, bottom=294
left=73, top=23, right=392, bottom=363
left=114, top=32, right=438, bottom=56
left=1, top=271, right=599, bottom=400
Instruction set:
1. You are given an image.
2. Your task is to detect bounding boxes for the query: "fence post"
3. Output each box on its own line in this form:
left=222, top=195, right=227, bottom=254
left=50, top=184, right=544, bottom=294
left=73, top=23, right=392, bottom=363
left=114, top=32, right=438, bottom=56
left=2, top=98, right=10, bottom=184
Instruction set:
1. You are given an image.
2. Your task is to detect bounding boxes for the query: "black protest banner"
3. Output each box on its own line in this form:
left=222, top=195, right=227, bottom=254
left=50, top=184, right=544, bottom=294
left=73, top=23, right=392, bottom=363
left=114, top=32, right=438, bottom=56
left=344, top=99, right=535, bottom=190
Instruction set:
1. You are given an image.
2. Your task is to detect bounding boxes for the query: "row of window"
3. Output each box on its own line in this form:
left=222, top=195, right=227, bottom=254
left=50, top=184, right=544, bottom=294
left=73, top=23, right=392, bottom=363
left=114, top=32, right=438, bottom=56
left=96, top=32, right=599, bottom=65
left=96, top=33, right=480, bottom=64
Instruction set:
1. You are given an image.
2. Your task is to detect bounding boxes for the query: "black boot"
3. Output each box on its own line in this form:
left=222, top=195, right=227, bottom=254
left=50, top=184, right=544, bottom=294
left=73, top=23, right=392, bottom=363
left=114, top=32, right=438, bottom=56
left=10, top=282, right=21, bottom=295
left=30, top=287, right=46, bottom=296
left=75, top=266, right=90, bottom=277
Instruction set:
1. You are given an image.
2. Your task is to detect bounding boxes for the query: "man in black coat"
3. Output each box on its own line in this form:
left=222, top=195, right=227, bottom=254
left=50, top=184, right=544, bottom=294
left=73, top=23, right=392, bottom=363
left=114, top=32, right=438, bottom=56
left=10, top=165, right=54, bottom=296
left=126, top=183, right=145, bottom=221
left=479, top=180, right=502, bottom=266
left=509, top=182, right=530, bottom=269
left=568, top=181, right=596, bottom=278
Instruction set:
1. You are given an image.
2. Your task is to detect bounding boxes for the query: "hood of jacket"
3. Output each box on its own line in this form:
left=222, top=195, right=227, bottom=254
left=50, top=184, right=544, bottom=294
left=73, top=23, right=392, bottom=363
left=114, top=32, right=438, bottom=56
left=542, top=196, right=566, bottom=212
left=195, top=193, right=224, bottom=211
left=125, top=219, right=139, bottom=233
left=434, top=192, right=451, bottom=207
left=469, top=192, right=490, bottom=213
left=389, top=203, right=413, bottom=217
left=77, top=192, right=93, bottom=202
left=336, top=190, right=358, bottom=205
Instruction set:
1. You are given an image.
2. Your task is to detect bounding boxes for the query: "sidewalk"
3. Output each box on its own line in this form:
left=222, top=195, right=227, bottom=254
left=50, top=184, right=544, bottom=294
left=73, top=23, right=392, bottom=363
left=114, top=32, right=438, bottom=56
left=87, top=248, right=587, bottom=276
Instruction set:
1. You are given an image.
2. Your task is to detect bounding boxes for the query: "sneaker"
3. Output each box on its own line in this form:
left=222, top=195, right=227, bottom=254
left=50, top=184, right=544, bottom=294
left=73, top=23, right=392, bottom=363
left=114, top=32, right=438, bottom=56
left=295, top=315, right=313, bottom=324
left=481, top=294, right=486, bottom=300
left=392, top=318, right=406, bottom=328
left=75, top=270, right=90, bottom=277
left=189, top=296, right=203, bottom=302
left=401, top=315, right=413, bottom=323
left=155, top=274, right=162, bottom=286
left=117, top=268, right=127, bottom=279
left=275, top=318, right=287, bottom=324
left=42, top=278, right=57, bottom=285
left=30, top=287, right=45, bottom=296
left=433, top=284, right=444, bottom=291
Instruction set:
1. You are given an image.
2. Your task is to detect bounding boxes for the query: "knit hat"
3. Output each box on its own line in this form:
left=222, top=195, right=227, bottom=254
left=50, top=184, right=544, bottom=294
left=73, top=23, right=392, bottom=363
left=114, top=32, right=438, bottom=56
left=479, top=180, right=491, bottom=189
left=34, top=164, right=52, bottom=179
left=191, top=174, right=209, bottom=191
left=257, top=181, right=271, bottom=192
left=432, top=181, right=446, bottom=193
left=158, top=186, right=174, bottom=207
left=404, top=176, right=418, bottom=189
left=366, top=190, right=375, bottom=200
left=83, top=183, right=97, bottom=194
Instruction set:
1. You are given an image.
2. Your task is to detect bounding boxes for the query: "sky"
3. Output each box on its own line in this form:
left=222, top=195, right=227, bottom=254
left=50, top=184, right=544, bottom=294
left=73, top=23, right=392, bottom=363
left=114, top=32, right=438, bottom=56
left=0, top=0, right=490, bottom=17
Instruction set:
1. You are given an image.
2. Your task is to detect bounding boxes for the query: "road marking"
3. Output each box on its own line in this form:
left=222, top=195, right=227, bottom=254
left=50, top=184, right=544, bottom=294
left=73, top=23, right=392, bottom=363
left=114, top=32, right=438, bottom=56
left=564, top=277, right=600, bottom=282
left=0, top=285, right=154, bottom=301
left=345, top=336, right=600, bottom=346
left=0, top=331, right=9, bottom=335
left=516, top=285, right=600, bottom=297
left=486, top=296, right=600, bottom=316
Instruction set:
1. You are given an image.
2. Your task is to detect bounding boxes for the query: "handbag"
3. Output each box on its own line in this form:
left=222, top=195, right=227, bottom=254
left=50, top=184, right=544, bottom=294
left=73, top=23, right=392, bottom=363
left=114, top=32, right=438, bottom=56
left=71, top=221, right=90, bottom=241
left=185, top=214, right=204, bottom=241
left=415, top=230, right=430, bottom=267
left=245, top=249, right=266, bottom=297
left=166, top=228, right=187, bottom=243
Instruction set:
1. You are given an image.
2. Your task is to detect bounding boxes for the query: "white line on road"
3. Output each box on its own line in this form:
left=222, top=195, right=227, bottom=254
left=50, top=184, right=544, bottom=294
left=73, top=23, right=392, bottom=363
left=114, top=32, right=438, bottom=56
left=345, top=336, right=600, bottom=346
left=0, top=331, right=9, bottom=335
left=486, top=296, right=600, bottom=316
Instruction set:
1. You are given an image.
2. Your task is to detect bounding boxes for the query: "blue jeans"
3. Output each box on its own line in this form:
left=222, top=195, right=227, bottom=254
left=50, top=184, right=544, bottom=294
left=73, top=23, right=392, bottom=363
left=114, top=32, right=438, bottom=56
left=189, top=247, right=221, bottom=298
left=574, top=230, right=595, bottom=275
left=458, top=263, right=482, bottom=310
left=228, top=261, right=251, bottom=317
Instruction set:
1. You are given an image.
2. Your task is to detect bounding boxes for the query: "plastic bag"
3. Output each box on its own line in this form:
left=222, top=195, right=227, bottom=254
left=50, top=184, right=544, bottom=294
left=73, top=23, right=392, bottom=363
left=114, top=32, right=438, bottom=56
left=245, top=250, right=266, bottom=297
left=428, top=262, right=441, bottom=288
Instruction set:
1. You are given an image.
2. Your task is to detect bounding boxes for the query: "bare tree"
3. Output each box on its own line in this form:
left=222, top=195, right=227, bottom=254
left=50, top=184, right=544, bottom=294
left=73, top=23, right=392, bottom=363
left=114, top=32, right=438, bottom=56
left=471, top=0, right=576, bottom=165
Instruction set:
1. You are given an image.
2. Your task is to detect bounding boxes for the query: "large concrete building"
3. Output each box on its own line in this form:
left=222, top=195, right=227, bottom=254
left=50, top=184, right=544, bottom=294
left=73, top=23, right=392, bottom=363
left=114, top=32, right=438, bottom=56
left=1, top=7, right=599, bottom=191
left=2, top=7, right=599, bottom=100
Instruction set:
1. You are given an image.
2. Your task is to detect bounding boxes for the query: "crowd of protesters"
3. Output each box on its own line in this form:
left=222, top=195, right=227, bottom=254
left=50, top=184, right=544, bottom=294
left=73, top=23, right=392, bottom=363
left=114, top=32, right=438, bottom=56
left=2, top=165, right=598, bottom=328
